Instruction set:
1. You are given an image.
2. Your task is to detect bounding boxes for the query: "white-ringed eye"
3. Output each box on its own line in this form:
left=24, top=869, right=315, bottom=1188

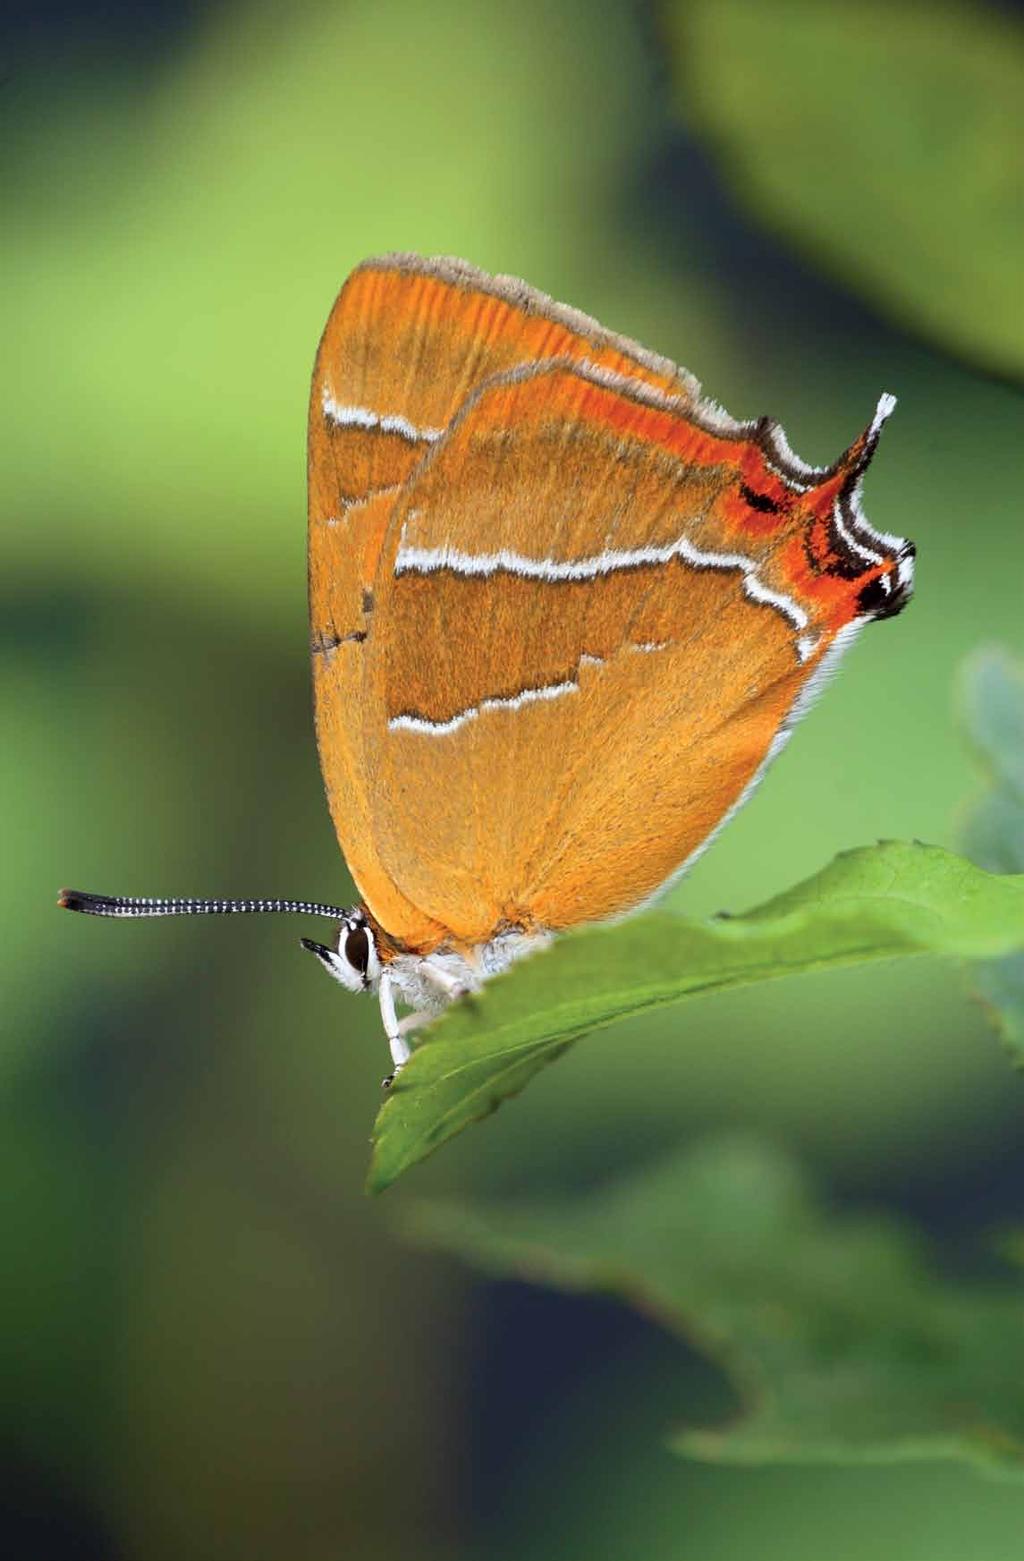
left=344, top=924, right=370, bottom=977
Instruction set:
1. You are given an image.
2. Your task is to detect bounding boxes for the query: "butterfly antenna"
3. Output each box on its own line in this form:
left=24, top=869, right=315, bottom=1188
left=57, top=890, right=350, bottom=920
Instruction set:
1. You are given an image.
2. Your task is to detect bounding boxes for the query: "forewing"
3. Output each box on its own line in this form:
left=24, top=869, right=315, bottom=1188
left=362, top=360, right=913, bottom=941
left=309, top=255, right=697, bottom=946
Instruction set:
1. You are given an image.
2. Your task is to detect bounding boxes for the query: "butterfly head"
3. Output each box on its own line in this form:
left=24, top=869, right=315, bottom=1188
left=300, top=908, right=381, bottom=994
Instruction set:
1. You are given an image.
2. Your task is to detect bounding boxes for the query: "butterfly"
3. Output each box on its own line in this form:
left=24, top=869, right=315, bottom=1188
left=61, top=253, right=914, bottom=1082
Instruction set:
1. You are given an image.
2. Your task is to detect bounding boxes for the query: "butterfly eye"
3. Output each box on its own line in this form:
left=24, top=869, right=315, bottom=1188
left=344, top=924, right=370, bottom=978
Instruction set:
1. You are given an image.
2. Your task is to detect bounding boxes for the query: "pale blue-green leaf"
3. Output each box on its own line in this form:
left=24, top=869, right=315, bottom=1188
left=959, top=649, right=1024, bottom=1052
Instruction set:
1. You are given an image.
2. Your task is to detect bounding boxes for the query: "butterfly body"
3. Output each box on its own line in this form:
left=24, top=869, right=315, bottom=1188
left=383, top=928, right=552, bottom=1010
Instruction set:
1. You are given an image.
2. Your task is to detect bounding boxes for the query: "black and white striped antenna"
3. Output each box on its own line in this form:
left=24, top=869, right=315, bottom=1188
left=58, top=890, right=350, bottom=920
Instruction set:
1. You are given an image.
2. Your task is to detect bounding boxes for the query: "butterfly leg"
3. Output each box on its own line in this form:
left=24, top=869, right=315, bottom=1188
left=378, top=972, right=409, bottom=1084
left=417, top=960, right=476, bottom=1003
left=378, top=973, right=433, bottom=1088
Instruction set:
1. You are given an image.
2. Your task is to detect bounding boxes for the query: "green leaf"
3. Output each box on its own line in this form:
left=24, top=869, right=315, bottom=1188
left=661, top=0, right=1024, bottom=381
left=959, top=649, right=1024, bottom=1052
left=368, top=842, right=1024, bottom=1192
left=403, top=1137, right=1024, bottom=1473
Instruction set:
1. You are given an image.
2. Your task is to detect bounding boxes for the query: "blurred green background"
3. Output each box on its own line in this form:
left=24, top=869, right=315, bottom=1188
left=4, top=0, right=1023, bottom=1556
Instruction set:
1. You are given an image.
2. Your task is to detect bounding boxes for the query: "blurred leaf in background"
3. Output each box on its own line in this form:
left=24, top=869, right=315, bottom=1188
left=405, top=1135, right=1024, bottom=1474
left=959, top=648, right=1024, bottom=1054
left=661, top=0, right=1024, bottom=381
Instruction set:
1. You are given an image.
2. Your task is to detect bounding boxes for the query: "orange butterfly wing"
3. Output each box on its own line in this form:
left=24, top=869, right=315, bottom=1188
left=309, top=257, right=913, bottom=949
left=309, top=255, right=698, bottom=948
left=357, top=361, right=912, bottom=944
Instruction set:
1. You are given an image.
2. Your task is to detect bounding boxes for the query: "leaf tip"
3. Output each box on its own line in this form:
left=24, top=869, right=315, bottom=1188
left=364, top=1149, right=397, bottom=1197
